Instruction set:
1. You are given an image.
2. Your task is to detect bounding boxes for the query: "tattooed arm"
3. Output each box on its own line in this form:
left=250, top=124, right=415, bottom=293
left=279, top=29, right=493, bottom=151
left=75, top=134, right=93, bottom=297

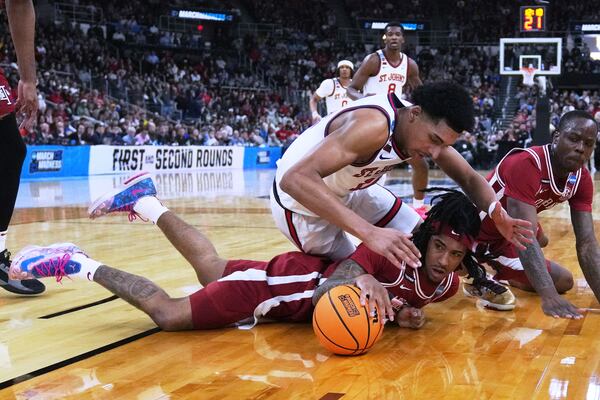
left=572, top=210, right=600, bottom=303
left=312, top=259, right=366, bottom=305
left=508, top=197, right=582, bottom=319
left=312, top=259, right=395, bottom=322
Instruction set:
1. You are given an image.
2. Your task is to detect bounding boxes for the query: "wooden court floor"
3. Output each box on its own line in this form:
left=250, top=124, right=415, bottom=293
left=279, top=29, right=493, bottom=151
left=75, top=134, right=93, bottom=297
left=1, top=170, right=600, bottom=399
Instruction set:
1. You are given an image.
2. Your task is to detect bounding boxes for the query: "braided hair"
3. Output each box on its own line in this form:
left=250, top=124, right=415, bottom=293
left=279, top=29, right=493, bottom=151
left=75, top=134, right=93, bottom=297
left=412, top=188, right=484, bottom=278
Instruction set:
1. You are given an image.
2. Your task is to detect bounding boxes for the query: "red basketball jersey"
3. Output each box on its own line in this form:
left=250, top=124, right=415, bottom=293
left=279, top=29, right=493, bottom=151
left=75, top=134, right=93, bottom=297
left=478, top=144, right=593, bottom=244
left=0, top=68, right=16, bottom=117
left=350, top=244, right=459, bottom=308
left=190, top=244, right=460, bottom=329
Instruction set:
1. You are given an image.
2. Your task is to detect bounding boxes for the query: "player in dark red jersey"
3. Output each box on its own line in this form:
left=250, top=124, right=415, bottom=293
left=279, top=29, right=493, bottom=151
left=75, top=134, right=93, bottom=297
left=11, top=184, right=482, bottom=331
left=467, top=111, right=599, bottom=319
left=0, top=0, right=44, bottom=295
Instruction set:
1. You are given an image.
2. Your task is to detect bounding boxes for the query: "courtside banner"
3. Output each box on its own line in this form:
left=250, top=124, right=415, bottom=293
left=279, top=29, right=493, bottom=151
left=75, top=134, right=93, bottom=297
left=21, top=145, right=90, bottom=179
left=88, top=145, right=245, bottom=174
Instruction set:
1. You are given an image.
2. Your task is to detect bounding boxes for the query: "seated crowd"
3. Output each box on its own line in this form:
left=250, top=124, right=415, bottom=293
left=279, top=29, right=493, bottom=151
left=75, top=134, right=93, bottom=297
left=0, top=0, right=597, bottom=168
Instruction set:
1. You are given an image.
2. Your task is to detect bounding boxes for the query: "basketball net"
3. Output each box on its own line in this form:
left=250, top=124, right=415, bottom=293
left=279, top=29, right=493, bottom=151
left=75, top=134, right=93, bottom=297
left=520, top=67, right=537, bottom=87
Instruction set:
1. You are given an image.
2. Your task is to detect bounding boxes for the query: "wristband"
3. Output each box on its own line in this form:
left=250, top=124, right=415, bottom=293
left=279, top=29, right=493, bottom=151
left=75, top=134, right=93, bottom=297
left=488, top=201, right=500, bottom=217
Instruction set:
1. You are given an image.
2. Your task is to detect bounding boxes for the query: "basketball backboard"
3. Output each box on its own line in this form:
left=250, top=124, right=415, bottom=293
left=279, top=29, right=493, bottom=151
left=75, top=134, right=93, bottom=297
left=499, top=37, right=562, bottom=75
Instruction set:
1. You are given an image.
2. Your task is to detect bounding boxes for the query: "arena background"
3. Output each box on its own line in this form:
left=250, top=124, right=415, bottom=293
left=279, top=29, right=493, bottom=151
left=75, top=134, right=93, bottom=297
left=2, top=1, right=600, bottom=399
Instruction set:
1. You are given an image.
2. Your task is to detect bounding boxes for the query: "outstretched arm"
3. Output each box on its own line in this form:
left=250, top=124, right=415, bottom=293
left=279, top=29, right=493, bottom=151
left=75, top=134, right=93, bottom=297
left=435, top=146, right=533, bottom=249
left=312, top=259, right=394, bottom=322
left=508, top=197, right=583, bottom=318
left=280, top=108, right=421, bottom=268
left=5, top=0, right=38, bottom=129
left=572, top=209, right=600, bottom=303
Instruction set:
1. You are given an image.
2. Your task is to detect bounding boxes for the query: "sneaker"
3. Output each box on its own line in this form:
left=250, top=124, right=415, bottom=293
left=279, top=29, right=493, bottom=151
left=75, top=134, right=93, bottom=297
left=0, top=249, right=46, bottom=295
left=10, top=243, right=86, bottom=283
left=412, top=205, right=429, bottom=220
left=88, top=172, right=156, bottom=220
left=462, top=274, right=516, bottom=311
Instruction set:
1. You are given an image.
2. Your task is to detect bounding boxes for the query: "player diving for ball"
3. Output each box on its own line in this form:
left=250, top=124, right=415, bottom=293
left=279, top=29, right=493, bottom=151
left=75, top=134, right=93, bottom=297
left=12, top=175, right=483, bottom=331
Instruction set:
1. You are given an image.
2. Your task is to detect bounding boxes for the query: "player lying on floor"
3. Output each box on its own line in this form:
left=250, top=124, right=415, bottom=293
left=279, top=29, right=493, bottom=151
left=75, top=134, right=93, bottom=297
left=10, top=176, right=483, bottom=331
left=466, top=111, right=600, bottom=319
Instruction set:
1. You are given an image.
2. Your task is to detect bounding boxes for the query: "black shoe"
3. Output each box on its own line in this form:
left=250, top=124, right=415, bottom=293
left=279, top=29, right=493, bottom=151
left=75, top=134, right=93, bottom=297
left=0, top=249, right=46, bottom=295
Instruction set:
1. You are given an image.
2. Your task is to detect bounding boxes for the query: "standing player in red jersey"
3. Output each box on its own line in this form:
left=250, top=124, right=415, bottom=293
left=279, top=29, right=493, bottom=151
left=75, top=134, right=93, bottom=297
left=467, top=111, right=600, bottom=319
left=11, top=179, right=482, bottom=331
left=0, top=0, right=44, bottom=295
left=347, top=22, right=429, bottom=218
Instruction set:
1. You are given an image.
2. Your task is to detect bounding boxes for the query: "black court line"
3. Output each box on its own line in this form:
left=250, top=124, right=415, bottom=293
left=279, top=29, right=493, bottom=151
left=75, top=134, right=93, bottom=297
left=319, top=393, right=345, bottom=400
left=39, top=295, right=118, bottom=319
left=0, top=327, right=161, bottom=390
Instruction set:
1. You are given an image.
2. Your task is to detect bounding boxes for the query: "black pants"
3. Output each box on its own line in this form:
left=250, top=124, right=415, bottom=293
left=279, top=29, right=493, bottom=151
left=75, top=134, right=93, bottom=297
left=0, top=114, right=26, bottom=231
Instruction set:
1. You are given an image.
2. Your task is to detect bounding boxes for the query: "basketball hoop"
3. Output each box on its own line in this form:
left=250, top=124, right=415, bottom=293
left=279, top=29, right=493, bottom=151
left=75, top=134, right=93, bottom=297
left=520, top=67, right=537, bottom=87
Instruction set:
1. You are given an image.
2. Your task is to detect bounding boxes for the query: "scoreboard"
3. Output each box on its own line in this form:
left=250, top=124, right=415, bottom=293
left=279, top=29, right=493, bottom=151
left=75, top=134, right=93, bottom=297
left=520, top=6, right=546, bottom=32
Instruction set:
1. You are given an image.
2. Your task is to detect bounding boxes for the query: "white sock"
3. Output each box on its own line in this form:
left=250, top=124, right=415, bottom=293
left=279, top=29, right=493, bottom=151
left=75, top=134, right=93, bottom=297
left=71, top=253, right=102, bottom=281
left=413, top=198, right=424, bottom=207
left=0, top=231, right=6, bottom=252
left=133, top=196, right=170, bottom=224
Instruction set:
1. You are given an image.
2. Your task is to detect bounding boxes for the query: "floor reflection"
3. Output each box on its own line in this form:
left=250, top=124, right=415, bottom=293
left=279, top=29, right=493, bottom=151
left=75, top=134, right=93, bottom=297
left=16, top=169, right=278, bottom=208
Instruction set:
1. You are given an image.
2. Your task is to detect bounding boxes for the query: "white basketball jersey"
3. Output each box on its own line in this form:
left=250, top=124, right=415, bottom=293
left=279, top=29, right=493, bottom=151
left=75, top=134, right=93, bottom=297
left=274, top=93, right=412, bottom=216
left=325, top=78, right=351, bottom=114
left=363, top=50, right=409, bottom=96
left=315, top=78, right=352, bottom=115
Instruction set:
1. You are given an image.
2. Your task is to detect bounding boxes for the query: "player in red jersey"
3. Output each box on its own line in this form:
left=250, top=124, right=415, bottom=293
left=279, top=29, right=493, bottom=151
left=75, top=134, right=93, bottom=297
left=347, top=22, right=429, bottom=217
left=0, top=0, right=43, bottom=295
left=11, top=185, right=482, bottom=331
left=468, top=111, right=599, bottom=319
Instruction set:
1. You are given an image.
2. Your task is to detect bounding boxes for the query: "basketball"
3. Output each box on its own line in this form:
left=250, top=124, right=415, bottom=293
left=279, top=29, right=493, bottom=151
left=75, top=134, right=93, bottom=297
left=312, top=285, right=384, bottom=355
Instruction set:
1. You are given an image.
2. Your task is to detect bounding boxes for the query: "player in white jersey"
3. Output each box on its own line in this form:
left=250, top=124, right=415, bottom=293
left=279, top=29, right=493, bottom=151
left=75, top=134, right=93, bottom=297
left=347, top=22, right=429, bottom=216
left=309, top=60, right=354, bottom=125
left=271, top=81, right=533, bottom=269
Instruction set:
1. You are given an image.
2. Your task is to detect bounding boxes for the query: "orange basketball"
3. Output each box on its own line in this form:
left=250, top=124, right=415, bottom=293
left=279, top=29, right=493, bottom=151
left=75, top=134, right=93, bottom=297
left=312, top=285, right=384, bottom=355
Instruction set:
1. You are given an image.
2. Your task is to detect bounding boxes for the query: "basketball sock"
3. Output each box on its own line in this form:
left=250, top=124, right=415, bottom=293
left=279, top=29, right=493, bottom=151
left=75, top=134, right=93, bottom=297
left=133, top=196, right=169, bottom=224
left=412, top=198, right=424, bottom=208
left=70, top=253, right=102, bottom=281
left=0, top=231, right=6, bottom=252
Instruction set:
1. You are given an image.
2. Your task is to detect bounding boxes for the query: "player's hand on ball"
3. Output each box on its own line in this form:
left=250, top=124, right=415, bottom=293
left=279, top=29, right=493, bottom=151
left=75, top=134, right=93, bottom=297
left=354, top=274, right=394, bottom=323
left=396, top=306, right=425, bottom=329
left=363, top=227, right=421, bottom=269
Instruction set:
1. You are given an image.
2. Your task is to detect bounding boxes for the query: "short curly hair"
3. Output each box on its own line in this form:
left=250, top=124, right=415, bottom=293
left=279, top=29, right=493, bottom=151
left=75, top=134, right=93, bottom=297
left=411, top=81, right=475, bottom=133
